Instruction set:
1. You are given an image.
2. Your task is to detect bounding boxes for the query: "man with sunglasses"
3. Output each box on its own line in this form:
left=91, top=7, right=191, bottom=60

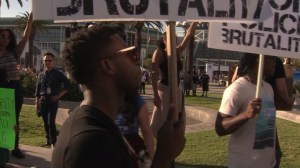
left=52, top=26, right=186, bottom=168
left=35, top=52, right=70, bottom=148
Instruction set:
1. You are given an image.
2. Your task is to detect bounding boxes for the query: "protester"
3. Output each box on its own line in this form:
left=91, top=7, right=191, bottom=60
left=115, top=92, right=155, bottom=167
left=0, top=68, right=10, bottom=167
left=264, top=56, right=295, bottom=168
left=183, top=70, right=192, bottom=96
left=0, top=12, right=33, bottom=159
left=200, top=72, right=210, bottom=97
left=215, top=53, right=277, bottom=168
left=150, top=22, right=198, bottom=137
left=52, top=25, right=186, bottom=168
left=35, top=52, right=70, bottom=148
left=140, top=71, right=146, bottom=94
left=192, top=71, right=199, bottom=96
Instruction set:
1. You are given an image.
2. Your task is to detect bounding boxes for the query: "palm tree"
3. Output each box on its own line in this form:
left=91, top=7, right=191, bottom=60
left=1, top=0, right=23, bottom=9
left=67, top=21, right=163, bottom=66
left=132, top=21, right=163, bottom=63
left=17, top=11, right=48, bottom=68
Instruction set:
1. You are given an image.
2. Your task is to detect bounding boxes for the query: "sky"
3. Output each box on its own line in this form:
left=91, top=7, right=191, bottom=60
left=0, top=0, right=31, bottom=17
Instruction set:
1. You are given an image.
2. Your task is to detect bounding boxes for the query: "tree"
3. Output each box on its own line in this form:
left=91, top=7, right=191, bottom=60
left=1, top=0, right=24, bottom=9
left=130, top=21, right=163, bottom=64
left=17, top=11, right=48, bottom=68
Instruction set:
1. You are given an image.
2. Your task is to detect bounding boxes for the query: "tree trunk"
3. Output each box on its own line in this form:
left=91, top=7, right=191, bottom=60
left=135, top=22, right=144, bottom=66
left=28, top=27, right=36, bottom=69
left=188, top=36, right=195, bottom=73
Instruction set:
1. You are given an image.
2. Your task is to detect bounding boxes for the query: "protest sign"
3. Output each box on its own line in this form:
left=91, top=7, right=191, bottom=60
left=208, top=0, right=300, bottom=59
left=0, top=88, right=16, bottom=149
left=32, top=0, right=272, bottom=22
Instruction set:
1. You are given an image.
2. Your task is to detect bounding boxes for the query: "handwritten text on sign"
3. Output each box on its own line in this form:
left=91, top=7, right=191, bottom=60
left=0, top=88, right=16, bottom=149
left=208, top=0, right=300, bottom=59
left=32, top=0, right=272, bottom=21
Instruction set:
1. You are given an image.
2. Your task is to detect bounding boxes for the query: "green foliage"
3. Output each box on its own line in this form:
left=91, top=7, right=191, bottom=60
left=19, top=70, right=82, bottom=101
left=3, top=0, right=23, bottom=9
left=143, top=58, right=152, bottom=70
left=61, top=82, right=83, bottom=102
left=19, top=71, right=37, bottom=97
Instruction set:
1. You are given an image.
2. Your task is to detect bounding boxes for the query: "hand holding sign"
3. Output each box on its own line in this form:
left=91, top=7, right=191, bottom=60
left=151, top=104, right=185, bottom=168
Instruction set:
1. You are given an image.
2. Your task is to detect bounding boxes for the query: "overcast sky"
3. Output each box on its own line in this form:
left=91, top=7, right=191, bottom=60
left=0, top=0, right=30, bottom=17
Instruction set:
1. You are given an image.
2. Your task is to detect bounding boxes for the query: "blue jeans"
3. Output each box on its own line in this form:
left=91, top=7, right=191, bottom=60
left=39, top=99, right=58, bottom=145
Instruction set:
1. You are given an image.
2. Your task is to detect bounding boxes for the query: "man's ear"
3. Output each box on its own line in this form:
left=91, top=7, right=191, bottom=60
left=100, top=59, right=114, bottom=75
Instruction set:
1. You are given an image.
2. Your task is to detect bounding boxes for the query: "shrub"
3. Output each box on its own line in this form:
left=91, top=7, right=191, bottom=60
left=20, top=71, right=37, bottom=97
left=20, top=70, right=83, bottom=102
left=61, top=82, right=83, bottom=102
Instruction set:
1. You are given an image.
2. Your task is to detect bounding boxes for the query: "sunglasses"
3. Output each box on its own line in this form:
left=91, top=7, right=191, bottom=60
left=105, top=46, right=139, bottom=64
left=0, top=35, right=11, bottom=40
left=44, top=59, right=53, bottom=63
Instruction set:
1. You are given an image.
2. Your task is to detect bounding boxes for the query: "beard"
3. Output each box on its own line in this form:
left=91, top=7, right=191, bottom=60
left=116, top=71, right=140, bottom=95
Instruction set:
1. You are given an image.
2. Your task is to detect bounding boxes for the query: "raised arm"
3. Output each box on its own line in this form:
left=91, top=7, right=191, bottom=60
left=215, top=98, right=261, bottom=136
left=17, top=12, right=33, bottom=56
left=151, top=49, right=162, bottom=108
left=231, top=66, right=239, bottom=83
left=138, top=103, right=155, bottom=159
left=176, top=22, right=198, bottom=55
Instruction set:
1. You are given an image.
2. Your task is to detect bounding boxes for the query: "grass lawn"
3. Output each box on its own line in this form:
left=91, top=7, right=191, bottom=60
left=184, top=93, right=222, bottom=110
left=176, top=118, right=300, bottom=167
left=19, top=104, right=300, bottom=167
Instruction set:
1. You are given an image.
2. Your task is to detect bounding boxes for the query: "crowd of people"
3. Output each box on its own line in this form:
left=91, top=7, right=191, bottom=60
left=0, top=18, right=296, bottom=168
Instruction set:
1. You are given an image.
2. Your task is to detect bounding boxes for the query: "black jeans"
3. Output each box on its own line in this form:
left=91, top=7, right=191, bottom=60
left=140, top=82, right=145, bottom=94
left=39, top=99, right=58, bottom=145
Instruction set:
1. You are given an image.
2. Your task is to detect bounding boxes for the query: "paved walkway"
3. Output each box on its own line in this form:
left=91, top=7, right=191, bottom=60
left=6, top=83, right=300, bottom=168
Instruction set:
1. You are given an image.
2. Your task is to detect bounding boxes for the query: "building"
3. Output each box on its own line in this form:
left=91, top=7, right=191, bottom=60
left=0, top=17, right=162, bottom=72
left=1, top=17, right=243, bottom=77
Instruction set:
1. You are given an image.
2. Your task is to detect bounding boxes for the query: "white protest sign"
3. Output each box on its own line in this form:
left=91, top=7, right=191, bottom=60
left=208, top=0, right=300, bottom=59
left=32, top=0, right=272, bottom=22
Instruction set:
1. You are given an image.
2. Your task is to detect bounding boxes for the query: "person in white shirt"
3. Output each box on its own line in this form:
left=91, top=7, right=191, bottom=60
left=215, top=53, right=277, bottom=168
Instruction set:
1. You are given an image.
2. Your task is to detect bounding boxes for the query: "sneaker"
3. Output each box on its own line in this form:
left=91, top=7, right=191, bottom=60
left=40, top=143, right=51, bottom=147
left=12, top=148, right=25, bottom=159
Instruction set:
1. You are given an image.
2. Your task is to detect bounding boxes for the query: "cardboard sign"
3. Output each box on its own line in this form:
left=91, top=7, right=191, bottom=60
left=32, top=0, right=272, bottom=22
left=208, top=1, right=300, bottom=58
left=0, top=88, right=16, bottom=149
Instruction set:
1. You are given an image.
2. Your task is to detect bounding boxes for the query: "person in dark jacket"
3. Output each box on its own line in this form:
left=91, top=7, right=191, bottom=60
left=35, top=52, right=70, bottom=148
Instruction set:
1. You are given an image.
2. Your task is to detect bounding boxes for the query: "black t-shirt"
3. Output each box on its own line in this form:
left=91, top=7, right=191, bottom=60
left=52, top=105, right=132, bottom=168
left=159, top=50, right=182, bottom=85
